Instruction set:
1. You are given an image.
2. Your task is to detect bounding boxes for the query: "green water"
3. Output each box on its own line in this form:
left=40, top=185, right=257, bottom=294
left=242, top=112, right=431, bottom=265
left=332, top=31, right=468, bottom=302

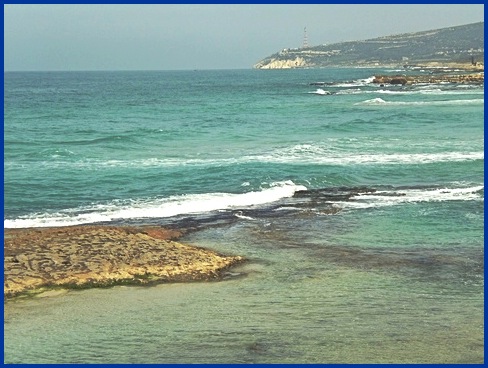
left=4, top=218, right=483, bottom=363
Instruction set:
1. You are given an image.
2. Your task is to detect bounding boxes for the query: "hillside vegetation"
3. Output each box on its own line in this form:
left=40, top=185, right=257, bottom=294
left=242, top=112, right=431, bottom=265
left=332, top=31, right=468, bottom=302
left=254, top=22, right=484, bottom=69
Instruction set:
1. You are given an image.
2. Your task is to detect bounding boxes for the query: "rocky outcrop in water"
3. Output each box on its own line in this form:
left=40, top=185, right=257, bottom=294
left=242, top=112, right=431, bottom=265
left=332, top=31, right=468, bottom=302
left=4, top=226, right=244, bottom=299
left=372, top=72, right=484, bottom=85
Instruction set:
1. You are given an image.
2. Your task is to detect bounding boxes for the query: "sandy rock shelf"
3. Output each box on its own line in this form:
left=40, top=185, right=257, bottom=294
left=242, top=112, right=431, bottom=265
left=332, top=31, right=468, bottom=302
left=4, top=226, right=244, bottom=299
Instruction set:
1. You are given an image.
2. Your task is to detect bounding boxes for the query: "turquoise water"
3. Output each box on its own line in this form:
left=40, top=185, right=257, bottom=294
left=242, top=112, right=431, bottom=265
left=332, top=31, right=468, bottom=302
left=3, top=68, right=484, bottom=363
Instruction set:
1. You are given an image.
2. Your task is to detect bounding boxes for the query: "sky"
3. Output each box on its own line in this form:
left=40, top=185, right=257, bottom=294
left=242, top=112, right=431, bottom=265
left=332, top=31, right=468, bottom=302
left=3, top=4, right=485, bottom=71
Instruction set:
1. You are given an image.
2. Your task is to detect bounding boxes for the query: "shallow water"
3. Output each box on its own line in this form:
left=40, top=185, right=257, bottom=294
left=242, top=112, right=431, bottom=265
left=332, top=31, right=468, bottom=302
left=4, top=204, right=484, bottom=363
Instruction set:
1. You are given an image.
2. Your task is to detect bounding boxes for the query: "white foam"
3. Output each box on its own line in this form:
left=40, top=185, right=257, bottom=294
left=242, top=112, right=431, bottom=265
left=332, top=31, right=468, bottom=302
left=334, top=76, right=376, bottom=87
left=356, top=98, right=484, bottom=106
left=376, top=89, right=448, bottom=95
left=6, top=146, right=482, bottom=171
left=336, top=185, right=484, bottom=210
left=264, top=145, right=483, bottom=165
left=308, top=88, right=331, bottom=95
left=4, top=181, right=307, bottom=228
left=358, top=97, right=387, bottom=105
left=335, top=88, right=363, bottom=95
left=416, top=89, right=484, bottom=95
left=234, top=212, right=256, bottom=220
left=335, top=88, right=483, bottom=96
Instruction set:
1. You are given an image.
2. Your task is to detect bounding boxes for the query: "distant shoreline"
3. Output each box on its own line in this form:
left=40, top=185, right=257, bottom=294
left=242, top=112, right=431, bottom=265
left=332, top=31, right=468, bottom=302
left=255, top=62, right=484, bottom=72
left=4, top=225, right=244, bottom=300
left=353, top=61, right=484, bottom=71
left=402, top=61, right=484, bottom=71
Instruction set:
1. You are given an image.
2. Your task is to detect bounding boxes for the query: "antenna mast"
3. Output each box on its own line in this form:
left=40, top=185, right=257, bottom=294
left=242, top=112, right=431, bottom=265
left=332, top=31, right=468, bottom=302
left=303, top=27, right=309, bottom=48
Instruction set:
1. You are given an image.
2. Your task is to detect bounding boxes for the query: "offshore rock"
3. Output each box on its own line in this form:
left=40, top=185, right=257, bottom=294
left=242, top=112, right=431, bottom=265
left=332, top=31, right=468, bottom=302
left=372, top=73, right=484, bottom=85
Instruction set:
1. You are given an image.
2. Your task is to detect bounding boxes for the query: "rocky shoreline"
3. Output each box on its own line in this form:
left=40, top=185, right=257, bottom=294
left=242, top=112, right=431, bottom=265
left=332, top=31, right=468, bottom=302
left=4, top=226, right=244, bottom=300
left=372, top=72, right=484, bottom=85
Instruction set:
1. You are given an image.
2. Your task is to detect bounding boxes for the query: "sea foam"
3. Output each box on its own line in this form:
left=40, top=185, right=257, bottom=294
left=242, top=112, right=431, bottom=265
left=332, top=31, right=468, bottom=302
left=5, top=146, right=483, bottom=171
left=356, top=98, right=484, bottom=106
left=4, top=180, right=307, bottom=228
left=336, top=185, right=484, bottom=210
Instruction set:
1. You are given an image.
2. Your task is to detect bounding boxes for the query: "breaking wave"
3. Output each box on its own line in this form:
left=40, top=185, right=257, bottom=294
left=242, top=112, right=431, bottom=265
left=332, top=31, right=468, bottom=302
left=335, top=185, right=484, bottom=210
left=5, top=144, right=483, bottom=171
left=4, top=180, right=307, bottom=228
left=355, top=98, right=484, bottom=106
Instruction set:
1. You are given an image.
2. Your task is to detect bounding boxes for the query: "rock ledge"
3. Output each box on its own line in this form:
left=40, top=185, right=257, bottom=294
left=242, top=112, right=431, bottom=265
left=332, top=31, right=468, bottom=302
left=4, top=226, right=244, bottom=299
left=372, top=72, right=484, bottom=85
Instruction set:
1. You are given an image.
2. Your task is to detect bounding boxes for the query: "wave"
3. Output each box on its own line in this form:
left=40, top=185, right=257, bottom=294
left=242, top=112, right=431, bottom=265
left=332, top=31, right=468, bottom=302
left=5, top=182, right=483, bottom=229
left=332, top=76, right=376, bottom=88
left=355, top=98, right=484, bottom=106
left=375, top=89, right=485, bottom=96
left=38, top=148, right=76, bottom=159
left=5, top=145, right=483, bottom=170
left=264, top=145, right=484, bottom=165
left=335, top=185, right=484, bottom=210
left=334, top=88, right=484, bottom=96
left=4, top=180, right=307, bottom=228
left=57, top=135, right=135, bottom=146
left=310, top=76, right=376, bottom=88
left=308, top=88, right=332, bottom=95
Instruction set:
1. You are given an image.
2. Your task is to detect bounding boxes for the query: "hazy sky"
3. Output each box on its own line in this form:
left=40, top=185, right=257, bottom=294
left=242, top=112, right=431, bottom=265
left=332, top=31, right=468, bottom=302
left=4, top=4, right=484, bottom=71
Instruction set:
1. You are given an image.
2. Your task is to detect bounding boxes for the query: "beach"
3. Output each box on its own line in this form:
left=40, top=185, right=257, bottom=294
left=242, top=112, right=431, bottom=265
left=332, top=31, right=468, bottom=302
left=4, top=225, right=243, bottom=299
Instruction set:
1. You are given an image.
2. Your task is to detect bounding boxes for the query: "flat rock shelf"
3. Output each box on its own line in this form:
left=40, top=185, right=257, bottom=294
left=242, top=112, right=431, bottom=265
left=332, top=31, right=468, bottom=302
left=4, top=226, right=244, bottom=299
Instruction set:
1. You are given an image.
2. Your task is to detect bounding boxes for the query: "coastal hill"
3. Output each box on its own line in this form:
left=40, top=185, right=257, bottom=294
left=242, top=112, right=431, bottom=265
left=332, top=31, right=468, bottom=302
left=254, top=21, right=484, bottom=69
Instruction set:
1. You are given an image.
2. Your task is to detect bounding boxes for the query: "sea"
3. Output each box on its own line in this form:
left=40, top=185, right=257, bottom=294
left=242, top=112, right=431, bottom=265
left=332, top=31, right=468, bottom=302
left=3, top=68, right=484, bottom=363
